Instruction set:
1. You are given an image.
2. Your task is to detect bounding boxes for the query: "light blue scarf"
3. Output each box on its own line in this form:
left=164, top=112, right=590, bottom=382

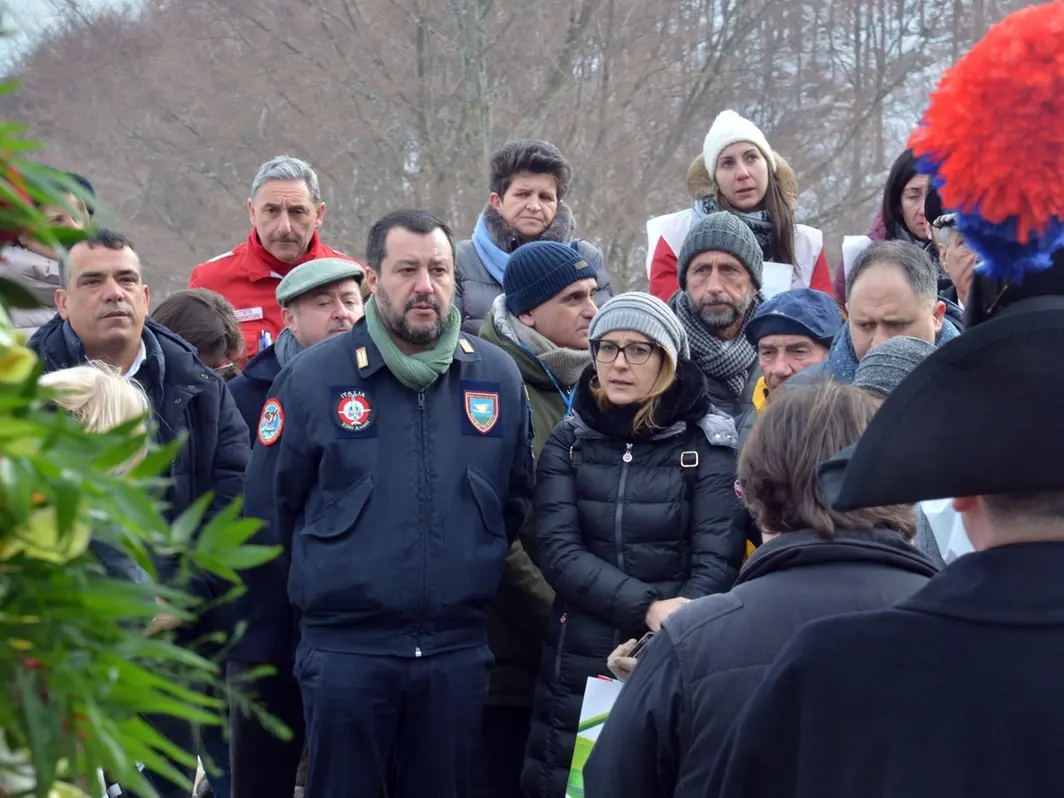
left=827, top=318, right=961, bottom=383
left=471, top=214, right=511, bottom=286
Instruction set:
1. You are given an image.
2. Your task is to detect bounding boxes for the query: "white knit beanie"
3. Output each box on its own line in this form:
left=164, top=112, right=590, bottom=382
left=702, top=110, right=777, bottom=176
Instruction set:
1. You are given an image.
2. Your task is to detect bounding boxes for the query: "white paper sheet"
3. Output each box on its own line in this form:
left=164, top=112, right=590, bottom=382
left=761, top=261, right=794, bottom=299
left=842, top=235, right=874, bottom=278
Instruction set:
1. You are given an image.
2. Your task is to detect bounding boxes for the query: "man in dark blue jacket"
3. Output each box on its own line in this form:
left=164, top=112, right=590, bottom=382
left=225, top=256, right=363, bottom=798
left=227, top=257, right=365, bottom=439
left=243, top=209, right=535, bottom=798
left=28, top=228, right=250, bottom=798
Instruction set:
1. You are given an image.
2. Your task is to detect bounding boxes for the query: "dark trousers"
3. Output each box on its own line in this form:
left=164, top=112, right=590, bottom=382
left=227, top=661, right=306, bottom=798
left=200, top=686, right=232, bottom=798
left=298, top=643, right=492, bottom=798
left=473, top=705, right=534, bottom=798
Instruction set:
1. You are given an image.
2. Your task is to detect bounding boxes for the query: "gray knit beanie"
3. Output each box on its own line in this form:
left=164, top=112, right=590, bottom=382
left=854, top=336, right=937, bottom=396
left=588, top=292, right=689, bottom=367
left=678, top=212, right=764, bottom=290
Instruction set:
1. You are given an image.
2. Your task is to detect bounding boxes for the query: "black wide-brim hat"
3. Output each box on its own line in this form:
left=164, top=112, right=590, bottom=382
left=822, top=300, right=1064, bottom=510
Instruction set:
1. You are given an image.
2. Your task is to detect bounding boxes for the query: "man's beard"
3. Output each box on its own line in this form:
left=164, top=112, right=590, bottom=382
left=376, top=288, right=448, bottom=345
left=697, top=290, right=754, bottom=330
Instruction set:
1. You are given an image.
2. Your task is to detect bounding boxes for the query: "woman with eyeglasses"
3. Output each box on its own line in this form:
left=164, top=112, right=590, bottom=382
left=520, top=293, right=746, bottom=798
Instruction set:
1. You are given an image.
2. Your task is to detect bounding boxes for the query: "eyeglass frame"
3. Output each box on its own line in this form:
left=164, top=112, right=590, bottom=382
left=590, top=338, right=661, bottom=365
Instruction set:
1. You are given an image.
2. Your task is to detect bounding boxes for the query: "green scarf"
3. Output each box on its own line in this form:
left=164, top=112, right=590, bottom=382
left=364, top=296, right=462, bottom=391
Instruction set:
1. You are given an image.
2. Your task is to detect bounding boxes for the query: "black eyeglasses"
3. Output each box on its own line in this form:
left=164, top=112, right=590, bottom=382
left=591, top=339, right=659, bottom=365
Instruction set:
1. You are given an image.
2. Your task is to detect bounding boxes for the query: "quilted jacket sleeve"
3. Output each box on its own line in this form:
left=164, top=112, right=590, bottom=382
left=680, top=439, right=745, bottom=598
left=533, top=424, right=662, bottom=631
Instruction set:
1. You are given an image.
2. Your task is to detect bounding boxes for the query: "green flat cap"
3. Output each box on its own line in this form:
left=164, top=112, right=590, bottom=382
left=276, top=258, right=365, bottom=306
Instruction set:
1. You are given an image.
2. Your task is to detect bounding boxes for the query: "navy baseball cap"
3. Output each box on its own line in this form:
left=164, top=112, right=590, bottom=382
left=745, top=288, right=843, bottom=348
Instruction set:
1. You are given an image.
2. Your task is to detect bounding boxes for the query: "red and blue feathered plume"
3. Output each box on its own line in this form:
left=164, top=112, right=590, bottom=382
left=908, top=2, right=1064, bottom=283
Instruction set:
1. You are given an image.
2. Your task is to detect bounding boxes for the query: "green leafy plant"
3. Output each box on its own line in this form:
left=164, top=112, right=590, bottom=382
left=0, top=81, right=282, bottom=797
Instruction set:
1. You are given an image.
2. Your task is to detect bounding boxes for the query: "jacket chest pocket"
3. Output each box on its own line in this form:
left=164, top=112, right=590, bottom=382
left=442, top=468, right=508, bottom=607
left=294, top=474, right=375, bottom=612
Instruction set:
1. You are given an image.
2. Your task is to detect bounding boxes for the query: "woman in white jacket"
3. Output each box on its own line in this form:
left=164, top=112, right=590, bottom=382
left=647, top=110, right=833, bottom=303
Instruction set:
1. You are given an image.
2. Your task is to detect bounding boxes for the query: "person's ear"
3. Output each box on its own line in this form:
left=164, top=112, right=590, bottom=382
left=931, top=300, right=945, bottom=333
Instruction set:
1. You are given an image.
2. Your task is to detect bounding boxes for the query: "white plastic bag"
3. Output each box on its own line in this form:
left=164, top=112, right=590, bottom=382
left=919, top=499, right=974, bottom=563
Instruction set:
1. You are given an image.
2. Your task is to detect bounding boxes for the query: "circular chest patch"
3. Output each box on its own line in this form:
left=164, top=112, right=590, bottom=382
left=258, top=398, right=284, bottom=446
left=734, top=479, right=744, bottom=500
left=336, top=390, right=374, bottom=432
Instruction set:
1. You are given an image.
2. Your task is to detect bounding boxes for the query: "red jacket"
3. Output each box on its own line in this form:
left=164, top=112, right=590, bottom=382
left=189, top=229, right=358, bottom=359
left=646, top=208, right=833, bottom=302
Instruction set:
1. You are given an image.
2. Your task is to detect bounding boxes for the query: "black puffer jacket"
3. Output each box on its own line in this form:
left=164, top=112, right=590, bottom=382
left=521, top=361, right=746, bottom=798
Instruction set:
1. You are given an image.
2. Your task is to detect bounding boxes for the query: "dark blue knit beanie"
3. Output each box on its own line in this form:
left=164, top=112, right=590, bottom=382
left=503, top=241, right=598, bottom=316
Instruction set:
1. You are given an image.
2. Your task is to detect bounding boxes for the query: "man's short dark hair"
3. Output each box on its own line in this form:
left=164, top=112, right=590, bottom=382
left=984, top=490, right=1064, bottom=523
left=489, top=140, right=573, bottom=200
left=59, top=228, right=137, bottom=287
left=365, top=210, right=455, bottom=272
left=845, top=240, right=938, bottom=304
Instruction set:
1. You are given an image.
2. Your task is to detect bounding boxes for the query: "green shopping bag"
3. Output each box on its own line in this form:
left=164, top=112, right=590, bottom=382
left=566, top=676, right=623, bottom=798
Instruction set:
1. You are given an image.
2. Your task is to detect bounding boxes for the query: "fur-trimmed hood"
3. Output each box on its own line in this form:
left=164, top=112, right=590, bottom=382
left=686, top=151, right=800, bottom=211
left=480, top=201, right=576, bottom=253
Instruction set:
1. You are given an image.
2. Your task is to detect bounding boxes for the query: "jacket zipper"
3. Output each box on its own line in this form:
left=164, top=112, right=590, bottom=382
left=553, top=609, right=568, bottom=681
left=612, top=443, right=632, bottom=648
left=415, top=389, right=427, bottom=657
left=614, top=443, right=631, bottom=572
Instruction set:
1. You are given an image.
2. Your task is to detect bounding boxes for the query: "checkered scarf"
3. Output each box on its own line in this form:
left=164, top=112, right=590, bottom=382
left=668, top=290, right=758, bottom=399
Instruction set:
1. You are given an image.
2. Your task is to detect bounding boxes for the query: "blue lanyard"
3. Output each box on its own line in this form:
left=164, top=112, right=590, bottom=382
left=516, top=339, right=576, bottom=417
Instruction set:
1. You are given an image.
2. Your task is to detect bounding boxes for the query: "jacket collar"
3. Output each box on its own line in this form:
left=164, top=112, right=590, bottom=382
left=240, top=343, right=282, bottom=383
left=240, top=229, right=328, bottom=282
left=349, top=318, right=481, bottom=380
left=899, top=542, right=1064, bottom=625
left=29, top=315, right=213, bottom=403
left=738, top=528, right=939, bottom=585
left=480, top=202, right=575, bottom=253
left=479, top=301, right=558, bottom=391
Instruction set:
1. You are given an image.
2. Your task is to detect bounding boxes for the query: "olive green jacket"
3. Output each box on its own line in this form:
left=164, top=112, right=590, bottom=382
left=479, top=307, right=571, bottom=707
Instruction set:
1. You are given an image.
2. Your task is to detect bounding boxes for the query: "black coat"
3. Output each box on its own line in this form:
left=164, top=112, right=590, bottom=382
left=583, top=529, right=937, bottom=798
left=227, top=343, right=281, bottom=445
left=223, top=342, right=294, bottom=662
left=521, top=361, right=746, bottom=798
left=28, top=317, right=250, bottom=604
left=709, top=542, right=1064, bottom=798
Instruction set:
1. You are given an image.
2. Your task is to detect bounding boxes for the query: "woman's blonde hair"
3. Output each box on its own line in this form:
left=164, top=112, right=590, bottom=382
left=590, top=353, right=677, bottom=435
left=40, top=363, right=151, bottom=472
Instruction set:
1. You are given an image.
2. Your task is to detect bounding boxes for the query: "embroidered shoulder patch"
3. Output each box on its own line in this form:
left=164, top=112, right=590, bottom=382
left=335, top=390, right=375, bottom=433
left=464, top=390, right=500, bottom=434
left=258, top=398, right=284, bottom=446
